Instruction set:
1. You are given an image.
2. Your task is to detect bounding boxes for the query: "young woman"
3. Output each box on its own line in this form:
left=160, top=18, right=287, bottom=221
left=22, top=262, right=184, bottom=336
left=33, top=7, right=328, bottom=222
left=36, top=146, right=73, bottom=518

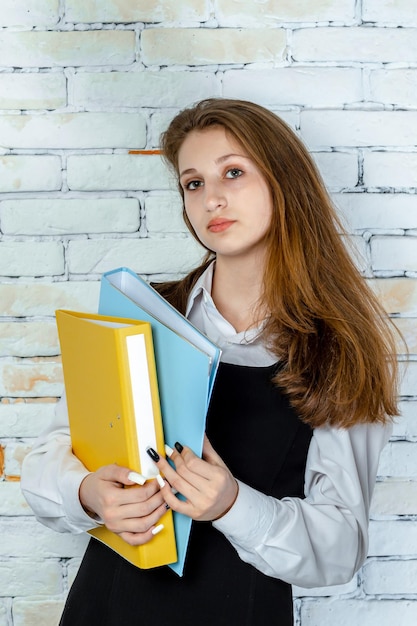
left=22, top=99, right=398, bottom=625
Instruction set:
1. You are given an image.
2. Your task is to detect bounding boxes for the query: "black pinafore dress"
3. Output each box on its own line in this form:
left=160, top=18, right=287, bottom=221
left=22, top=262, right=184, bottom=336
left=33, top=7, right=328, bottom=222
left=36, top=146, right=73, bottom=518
left=60, top=362, right=313, bottom=626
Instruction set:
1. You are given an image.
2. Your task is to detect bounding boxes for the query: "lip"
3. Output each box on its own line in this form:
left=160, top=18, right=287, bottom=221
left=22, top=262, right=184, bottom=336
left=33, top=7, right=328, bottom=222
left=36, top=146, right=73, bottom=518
left=207, top=218, right=236, bottom=233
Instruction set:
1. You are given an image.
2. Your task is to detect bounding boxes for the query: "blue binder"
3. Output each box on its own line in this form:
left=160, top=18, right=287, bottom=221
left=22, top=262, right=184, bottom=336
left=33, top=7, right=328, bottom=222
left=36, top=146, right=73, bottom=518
left=99, top=267, right=221, bottom=576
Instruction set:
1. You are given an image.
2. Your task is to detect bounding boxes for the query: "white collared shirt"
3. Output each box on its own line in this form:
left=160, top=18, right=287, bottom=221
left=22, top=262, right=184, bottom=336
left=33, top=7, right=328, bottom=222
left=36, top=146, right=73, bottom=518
left=21, top=262, right=392, bottom=588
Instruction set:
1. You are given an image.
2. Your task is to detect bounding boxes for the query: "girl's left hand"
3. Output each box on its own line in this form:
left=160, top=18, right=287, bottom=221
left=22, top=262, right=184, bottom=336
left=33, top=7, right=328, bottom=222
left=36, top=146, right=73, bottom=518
left=148, top=435, right=238, bottom=522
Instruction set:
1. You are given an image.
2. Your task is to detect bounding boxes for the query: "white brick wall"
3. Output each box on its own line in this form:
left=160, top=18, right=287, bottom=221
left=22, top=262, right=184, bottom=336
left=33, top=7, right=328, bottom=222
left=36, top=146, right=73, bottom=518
left=0, top=1, right=415, bottom=624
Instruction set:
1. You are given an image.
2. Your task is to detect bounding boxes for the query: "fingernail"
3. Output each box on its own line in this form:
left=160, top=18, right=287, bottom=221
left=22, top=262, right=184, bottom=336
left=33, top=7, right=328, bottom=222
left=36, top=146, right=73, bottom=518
left=146, top=447, right=160, bottom=462
left=165, top=444, right=174, bottom=457
left=174, top=442, right=183, bottom=453
left=127, top=471, right=146, bottom=485
left=156, top=474, right=165, bottom=488
left=165, top=503, right=170, bottom=510
left=152, top=523, right=164, bottom=536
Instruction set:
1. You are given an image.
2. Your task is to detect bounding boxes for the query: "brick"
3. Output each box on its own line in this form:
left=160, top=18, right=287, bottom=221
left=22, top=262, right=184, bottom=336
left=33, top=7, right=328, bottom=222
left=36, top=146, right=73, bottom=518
left=0, top=242, right=64, bottom=277
left=67, top=557, right=82, bottom=587
left=72, top=69, right=220, bottom=109
left=0, top=321, right=59, bottom=358
left=369, top=69, right=417, bottom=108
left=0, top=483, right=31, bottom=516
left=293, top=27, right=417, bottom=63
left=0, top=558, right=62, bottom=597
left=4, top=442, right=33, bottom=478
left=145, top=195, right=187, bottom=233
left=301, top=599, right=417, bottom=625
left=0, top=31, right=135, bottom=67
left=392, top=318, right=417, bottom=355
left=141, top=28, right=287, bottom=65
left=368, top=520, right=417, bottom=556
left=67, top=237, right=205, bottom=275
left=0, top=198, right=140, bottom=235
left=400, top=361, right=417, bottom=397
left=12, top=598, right=65, bottom=626
left=364, top=152, right=417, bottom=188
left=293, top=576, right=357, bottom=598
left=345, top=234, right=368, bottom=275
left=371, top=236, right=416, bottom=273
left=0, top=518, right=88, bottom=558
left=0, top=282, right=100, bottom=317
left=0, top=72, right=66, bottom=110
left=363, top=0, right=417, bottom=26
left=217, top=0, right=356, bottom=25
left=0, top=0, right=59, bottom=27
left=371, top=480, right=417, bottom=516
left=379, top=441, right=417, bottom=477
left=363, top=559, right=417, bottom=595
left=0, top=358, right=63, bottom=398
left=312, top=152, right=358, bottom=190
left=334, top=193, right=417, bottom=231
left=67, top=154, right=173, bottom=191
left=223, top=68, right=362, bottom=106
left=0, top=399, right=57, bottom=438
left=0, top=155, right=61, bottom=193
left=67, top=0, right=209, bottom=23
left=368, top=278, right=417, bottom=315
left=0, top=112, right=146, bottom=150
left=301, top=111, right=417, bottom=148
left=392, top=401, right=417, bottom=439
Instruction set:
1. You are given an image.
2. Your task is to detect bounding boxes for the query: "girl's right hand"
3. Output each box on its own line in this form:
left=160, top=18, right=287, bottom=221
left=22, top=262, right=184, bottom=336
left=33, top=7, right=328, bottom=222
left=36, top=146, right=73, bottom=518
left=79, top=464, right=167, bottom=546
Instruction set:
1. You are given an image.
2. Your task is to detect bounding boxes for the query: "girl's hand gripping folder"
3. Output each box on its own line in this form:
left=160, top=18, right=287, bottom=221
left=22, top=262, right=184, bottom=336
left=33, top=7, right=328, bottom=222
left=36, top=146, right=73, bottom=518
left=99, top=267, right=222, bottom=576
left=55, top=310, right=177, bottom=570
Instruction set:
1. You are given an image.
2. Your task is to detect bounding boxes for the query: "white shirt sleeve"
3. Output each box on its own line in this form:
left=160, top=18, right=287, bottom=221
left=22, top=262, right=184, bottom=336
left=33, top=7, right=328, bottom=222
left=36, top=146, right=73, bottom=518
left=21, top=392, right=103, bottom=534
left=213, top=421, right=391, bottom=588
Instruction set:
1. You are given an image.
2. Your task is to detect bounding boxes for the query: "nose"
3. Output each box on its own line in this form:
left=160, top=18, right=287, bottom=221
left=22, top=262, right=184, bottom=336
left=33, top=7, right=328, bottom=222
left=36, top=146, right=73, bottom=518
left=203, top=181, right=226, bottom=212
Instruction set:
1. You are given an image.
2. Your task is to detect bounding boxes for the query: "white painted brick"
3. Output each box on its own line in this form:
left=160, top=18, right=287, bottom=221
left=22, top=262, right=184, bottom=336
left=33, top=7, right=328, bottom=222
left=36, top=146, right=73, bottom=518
left=145, top=195, right=187, bottom=233
left=67, top=237, right=205, bottom=275
left=364, top=152, right=417, bottom=189
left=0, top=0, right=59, bottom=27
left=223, top=68, right=362, bottom=106
left=392, top=401, right=417, bottom=439
left=0, top=559, right=62, bottom=597
left=393, top=318, right=417, bottom=356
left=363, top=0, right=417, bottom=26
left=0, top=242, right=64, bottom=277
left=312, top=152, right=358, bottom=190
left=0, top=399, right=57, bottom=438
left=371, top=236, right=416, bottom=273
left=0, top=73, right=66, bottom=110
left=301, top=111, right=417, bottom=148
left=379, top=441, right=417, bottom=478
left=293, top=576, right=358, bottom=598
left=368, top=278, right=417, bottom=316
left=12, top=598, right=64, bottom=626
left=0, top=358, right=63, bottom=398
left=369, top=69, right=417, bottom=108
left=0, top=113, right=146, bottom=150
left=216, top=0, right=356, bottom=25
left=363, top=559, right=417, bottom=595
left=0, top=156, right=61, bottom=193
left=334, top=193, right=417, bottom=231
left=0, top=31, right=135, bottom=67
left=67, top=557, right=82, bottom=587
left=0, top=602, right=7, bottom=623
left=293, top=27, right=417, bottom=63
left=150, top=111, right=180, bottom=148
left=72, top=70, right=220, bottom=109
left=0, top=518, right=88, bottom=558
left=400, top=361, right=417, bottom=397
left=0, top=321, right=59, bottom=357
left=66, top=0, right=209, bottom=23
left=67, top=154, right=173, bottom=191
left=368, top=521, right=417, bottom=556
left=0, top=483, right=32, bottom=516
left=0, top=282, right=100, bottom=317
left=345, top=234, right=369, bottom=275
left=371, top=480, right=417, bottom=516
left=301, top=599, right=417, bottom=626
left=0, top=198, right=140, bottom=235
left=5, top=442, right=33, bottom=478
left=141, top=28, right=287, bottom=66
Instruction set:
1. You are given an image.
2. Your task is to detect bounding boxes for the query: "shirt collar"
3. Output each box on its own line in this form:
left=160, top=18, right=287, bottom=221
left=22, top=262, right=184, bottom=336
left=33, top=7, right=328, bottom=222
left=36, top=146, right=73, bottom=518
left=185, top=260, right=216, bottom=318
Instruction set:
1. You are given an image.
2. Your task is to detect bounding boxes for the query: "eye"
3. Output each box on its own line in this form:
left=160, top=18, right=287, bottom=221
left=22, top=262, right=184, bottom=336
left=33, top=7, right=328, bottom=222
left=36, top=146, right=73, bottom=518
left=184, top=179, right=203, bottom=191
left=225, top=168, right=243, bottom=179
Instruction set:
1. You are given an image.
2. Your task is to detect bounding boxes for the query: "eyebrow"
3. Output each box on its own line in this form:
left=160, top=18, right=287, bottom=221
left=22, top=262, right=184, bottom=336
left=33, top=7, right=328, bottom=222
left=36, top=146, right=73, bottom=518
left=179, top=153, right=250, bottom=178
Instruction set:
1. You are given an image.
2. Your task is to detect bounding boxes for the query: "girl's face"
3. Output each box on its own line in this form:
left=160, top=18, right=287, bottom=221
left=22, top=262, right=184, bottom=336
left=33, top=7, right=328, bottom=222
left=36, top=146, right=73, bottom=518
left=178, top=126, right=273, bottom=263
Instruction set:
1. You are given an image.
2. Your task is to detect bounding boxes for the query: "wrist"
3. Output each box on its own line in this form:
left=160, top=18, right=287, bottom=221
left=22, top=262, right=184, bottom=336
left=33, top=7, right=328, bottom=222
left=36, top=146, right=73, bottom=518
left=211, top=480, right=239, bottom=521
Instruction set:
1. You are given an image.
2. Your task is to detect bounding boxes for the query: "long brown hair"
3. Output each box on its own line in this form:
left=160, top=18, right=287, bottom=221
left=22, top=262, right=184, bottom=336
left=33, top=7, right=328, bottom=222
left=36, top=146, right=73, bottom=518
left=160, top=98, right=399, bottom=428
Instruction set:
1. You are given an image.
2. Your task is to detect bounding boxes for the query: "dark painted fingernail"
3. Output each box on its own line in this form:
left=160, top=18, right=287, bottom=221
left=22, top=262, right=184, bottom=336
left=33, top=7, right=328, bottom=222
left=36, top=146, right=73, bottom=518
left=146, top=447, right=160, bottom=462
left=165, top=503, right=170, bottom=510
left=174, top=442, right=183, bottom=453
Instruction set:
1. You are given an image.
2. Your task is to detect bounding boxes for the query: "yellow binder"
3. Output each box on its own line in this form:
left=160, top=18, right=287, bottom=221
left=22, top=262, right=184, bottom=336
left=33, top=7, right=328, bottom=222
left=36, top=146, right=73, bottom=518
left=55, top=309, right=177, bottom=569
